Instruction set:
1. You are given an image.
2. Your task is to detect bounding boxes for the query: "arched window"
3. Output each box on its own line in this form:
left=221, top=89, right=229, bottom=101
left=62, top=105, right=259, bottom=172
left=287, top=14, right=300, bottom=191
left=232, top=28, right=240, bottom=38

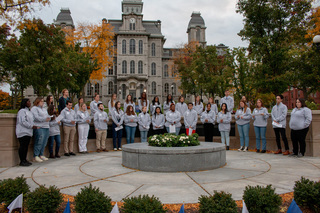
left=151, top=82, right=156, bottom=95
left=130, top=60, right=135, bottom=74
left=138, top=61, right=143, bottom=74
left=196, top=28, right=201, bottom=42
left=95, top=83, right=100, bottom=95
left=164, top=65, right=168, bottom=77
left=164, top=83, right=169, bottom=95
left=172, top=83, right=176, bottom=95
left=130, top=23, right=135, bottom=30
left=151, top=43, right=156, bottom=56
left=122, top=40, right=126, bottom=54
left=139, top=40, right=143, bottom=54
left=122, top=60, right=127, bottom=74
left=151, top=63, right=156, bottom=76
left=87, top=83, right=93, bottom=96
left=130, top=39, right=135, bottom=54
left=108, top=81, right=114, bottom=95
left=122, top=84, right=126, bottom=100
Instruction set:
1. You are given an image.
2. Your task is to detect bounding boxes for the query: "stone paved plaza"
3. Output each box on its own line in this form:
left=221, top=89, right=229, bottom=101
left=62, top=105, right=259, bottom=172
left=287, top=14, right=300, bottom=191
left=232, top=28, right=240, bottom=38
left=1, top=150, right=320, bottom=204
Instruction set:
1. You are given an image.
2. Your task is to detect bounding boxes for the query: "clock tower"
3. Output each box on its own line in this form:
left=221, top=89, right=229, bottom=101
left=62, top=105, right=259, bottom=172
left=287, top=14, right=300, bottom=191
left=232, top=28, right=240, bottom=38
left=122, top=0, right=143, bottom=15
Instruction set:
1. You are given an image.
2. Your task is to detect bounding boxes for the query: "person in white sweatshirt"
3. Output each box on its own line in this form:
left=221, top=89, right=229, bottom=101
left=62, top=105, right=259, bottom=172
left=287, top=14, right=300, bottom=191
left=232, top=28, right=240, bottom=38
left=201, top=103, right=216, bottom=142
left=150, top=96, right=161, bottom=115
left=77, top=103, right=91, bottom=153
left=138, top=106, right=151, bottom=142
left=165, top=103, right=181, bottom=135
left=289, top=98, right=312, bottom=157
left=94, top=103, right=108, bottom=152
left=111, top=101, right=124, bottom=151
left=235, top=100, right=252, bottom=152
left=163, top=94, right=175, bottom=115
left=183, top=103, right=198, bottom=135
left=124, top=105, right=138, bottom=144
left=152, top=106, right=165, bottom=135
left=252, top=99, right=269, bottom=153
left=193, top=95, right=203, bottom=115
left=124, top=94, right=135, bottom=113
left=206, top=97, right=218, bottom=115
left=48, top=105, right=61, bottom=159
left=90, top=94, right=101, bottom=116
left=176, top=96, right=188, bottom=116
left=217, top=103, right=232, bottom=150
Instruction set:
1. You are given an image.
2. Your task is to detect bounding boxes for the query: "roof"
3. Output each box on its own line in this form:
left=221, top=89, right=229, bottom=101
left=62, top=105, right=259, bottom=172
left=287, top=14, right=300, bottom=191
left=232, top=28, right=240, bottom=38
left=187, top=12, right=205, bottom=30
left=54, top=8, right=74, bottom=27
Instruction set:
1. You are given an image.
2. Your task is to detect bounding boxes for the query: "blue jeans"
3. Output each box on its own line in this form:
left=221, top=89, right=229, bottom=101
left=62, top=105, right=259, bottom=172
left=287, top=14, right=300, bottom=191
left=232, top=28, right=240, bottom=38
left=237, top=123, right=250, bottom=147
left=112, top=123, right=122, bottom=149
left=254, top=126, right=267, bottom=150
left=48, top=135, right=61, bottom=155
left=166, top=127, right=181, bottom=136
left=220, top=131, right=230, bottom=146
left=140, top=131, right=148, bottom=142
left=125, top=126, right=136, bottom=144
left=33, top=128, right=49, bottom=157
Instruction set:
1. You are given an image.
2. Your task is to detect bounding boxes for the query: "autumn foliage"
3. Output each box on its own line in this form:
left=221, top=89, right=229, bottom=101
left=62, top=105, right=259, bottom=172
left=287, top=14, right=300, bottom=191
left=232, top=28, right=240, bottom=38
left=0, top=89, right=10, bottom=110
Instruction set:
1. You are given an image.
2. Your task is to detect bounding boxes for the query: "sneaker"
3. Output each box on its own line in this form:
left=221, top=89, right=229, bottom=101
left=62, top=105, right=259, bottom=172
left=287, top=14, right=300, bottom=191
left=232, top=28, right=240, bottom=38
left=261, top=150, right=266, bottom=153
left=297, top=153, right=304, bottom=158
left=34, top=156, right=43, bottom=162
left=243, top=147, right=248, bottom=152
left=40, top=156, right=48, bottom=161
left=64, top=153, right=70, bottom=157
left=256, top=149, right=260, bottom=153
left=25, top=160, right=32, bottom=166
left=114, top=148, right=117, bottom=151
left=289, top=153, right=297, bottom=157
left=118, top=148, right=122, bottom=151
left=20, top=161, right=31, bottom=166
left=69, top=152, right=76, bottom=156
left=238, top=146, right=244, bottom=151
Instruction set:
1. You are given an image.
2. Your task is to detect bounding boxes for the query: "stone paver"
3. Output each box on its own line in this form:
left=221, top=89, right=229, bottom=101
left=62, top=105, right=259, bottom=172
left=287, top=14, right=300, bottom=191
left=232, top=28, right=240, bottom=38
left=1, top=151, right=320, bottom=204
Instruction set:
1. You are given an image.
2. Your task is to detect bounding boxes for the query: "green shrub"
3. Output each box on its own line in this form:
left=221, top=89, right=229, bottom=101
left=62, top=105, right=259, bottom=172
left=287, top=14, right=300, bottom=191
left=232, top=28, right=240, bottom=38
left=25, top=185, right=63, bottom=213
left=122, top=195, right=166, bottom=213
left=0, top=175, right=30, bottom=207
left=306, top=101, right=319, bottom=110
left=242, top=185, right=281, bottom=213
left=148, top=133, right=200, bottom=147
left=294, top=176, right=320, bottom=212
left=198, top=191, right=237, bottom=213
left=75, top=184, right=112, bottom=213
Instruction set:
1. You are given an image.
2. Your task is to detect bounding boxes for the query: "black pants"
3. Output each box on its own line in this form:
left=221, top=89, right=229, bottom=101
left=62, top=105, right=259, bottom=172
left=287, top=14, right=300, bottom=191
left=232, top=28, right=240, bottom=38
left=291, top=127, right=309, bottom=155
left=204, top=123, right=214, bottom=142
left=18, top=136, right=31, bottom=163
left=153, top=129, right=165, bottom=135
left=273, top=128, right=289, bottom=150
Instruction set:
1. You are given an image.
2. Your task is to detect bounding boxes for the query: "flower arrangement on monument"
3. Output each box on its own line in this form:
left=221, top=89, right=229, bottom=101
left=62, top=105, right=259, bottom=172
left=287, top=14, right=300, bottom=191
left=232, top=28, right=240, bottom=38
left=148, top=133, right=200, bottom=147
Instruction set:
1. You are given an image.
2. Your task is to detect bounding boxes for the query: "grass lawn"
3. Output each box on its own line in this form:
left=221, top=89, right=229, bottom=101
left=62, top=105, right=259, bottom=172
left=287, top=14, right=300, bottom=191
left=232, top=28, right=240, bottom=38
left=0, top=109, right=18, bottom=114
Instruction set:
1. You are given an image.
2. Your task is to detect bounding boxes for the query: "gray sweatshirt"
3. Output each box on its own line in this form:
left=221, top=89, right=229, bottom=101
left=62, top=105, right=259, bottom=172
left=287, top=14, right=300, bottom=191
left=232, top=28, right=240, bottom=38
left=31, top=106, right=50, bottom=128
left=163, top=101, right=175, bottom=114
left=61, top=107, right=76, bottom=127
left=77, top=110, right=91, bottom=125
left=150, top=102, right=161, bottom=114
left=235, top=108, right=252, bottom=125
left=176, top=102, right=188, bottom=116
left=217, top=112, right=232, bottom=132
left=138, top=112, right=151, bottom=131
left=124, top=114, right=138, bottom=127
left=193, top=102, right=203, bottom=115
left=165, top=110, right=181, bottom=127
left=183, top=109, right=198, bottom=130
left=124, top=102, right=135, bottom=113
left=108, top=100, right=117, bottom=116
left=49, top=119, right=61, bottom=136
left=138, top=100, right=149, bottom=112
left=206, top=104, right=218, bottom=115
left=90, top=100, right=101, bottom=116
left=94, top=110, right=109, bottom=130
left=289, top=107, right=312, bottom=130
left=220, top=96, right=234, bottom=112
left=16, top=108, right=34, bottom=138
left=152, top=114, right=165, bottom=130
left=112, top=109, right=124, bottom=126
left=271, top=102, right=288, bottom=128
left=74, top=104, right=79, bottom=114
left=201, top=110, right=216, bottom=124
left=252, top=107, right=269, bottom=127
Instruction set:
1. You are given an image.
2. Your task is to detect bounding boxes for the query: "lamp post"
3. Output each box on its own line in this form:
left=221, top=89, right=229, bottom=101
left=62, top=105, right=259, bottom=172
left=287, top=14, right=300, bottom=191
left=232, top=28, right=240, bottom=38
left=171, top=85, right=174, bottom=96
left=119, top=89, right=122, bottom=100
left=91, top=84, right=94, bottom=100
left=313, top=35, right=320, bottom=51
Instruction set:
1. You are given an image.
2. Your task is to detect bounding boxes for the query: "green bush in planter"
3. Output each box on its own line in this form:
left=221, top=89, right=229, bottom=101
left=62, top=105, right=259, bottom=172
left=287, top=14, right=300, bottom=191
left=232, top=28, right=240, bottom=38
left=242, top=185, right=281, bottom=213
left=122, top=195, right=166, bottom=213
left=294, top=176, right=320, bottom=212
left=25, top=185, right=63, bottom=213
left=198, top=191, right=237, bottom=213
left=75, top=184, right=112, bottom=213
left=0, top=175, right=30, bottom=207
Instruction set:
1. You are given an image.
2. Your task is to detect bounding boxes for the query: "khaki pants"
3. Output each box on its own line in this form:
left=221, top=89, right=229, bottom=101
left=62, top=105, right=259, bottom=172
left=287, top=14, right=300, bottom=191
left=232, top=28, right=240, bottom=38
left=63, top=126, right=76, bottom=153
left=96, top=130, right=107, bottom=150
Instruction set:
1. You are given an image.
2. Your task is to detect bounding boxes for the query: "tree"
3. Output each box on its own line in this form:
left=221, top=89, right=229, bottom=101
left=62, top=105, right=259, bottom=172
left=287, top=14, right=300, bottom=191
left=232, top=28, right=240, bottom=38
left=0, top=89, right=10, bottom=109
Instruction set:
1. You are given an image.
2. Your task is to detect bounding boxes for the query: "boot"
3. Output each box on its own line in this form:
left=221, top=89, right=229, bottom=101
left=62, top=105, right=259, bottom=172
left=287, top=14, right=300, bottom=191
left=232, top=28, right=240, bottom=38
left=49, top=153, right=55, bottom=159
left=274, top=149, right=282, bottom=154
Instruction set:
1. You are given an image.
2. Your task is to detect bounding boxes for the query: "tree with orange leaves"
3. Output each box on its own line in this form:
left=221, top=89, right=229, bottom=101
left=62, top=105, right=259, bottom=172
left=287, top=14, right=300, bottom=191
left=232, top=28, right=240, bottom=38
left=306, top=6, right=320, bottom=43
left=0, top=89, right=10, bottom=110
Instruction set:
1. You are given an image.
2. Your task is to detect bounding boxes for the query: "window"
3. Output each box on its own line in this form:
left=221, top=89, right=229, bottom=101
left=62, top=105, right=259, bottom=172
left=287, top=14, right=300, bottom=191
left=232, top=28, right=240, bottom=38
left=122, top=40, right=126, bottom=54
left=172, top=69, right=177, bottom=77
left=95, top=83, right=100, bottom=95
left=140, top=84, right=144, bottom=95
left=139, top=40, right=143, bottom=54
left=108, top=81, right=114, bottom=95
left=172, top=83, right=176, bottom=95
left=164, top=83, right=169, bottom=95
left=130, top=60, right=135, bottom=74
left=151, top=82, right=156, bottom=95
left=122, top=61, right=127, bottom=74
left=108, top=67, right=113, bottom=75
left=196, top=28, right=201, bottom=41
left=164, top=65, right=168, bottom=77
left=122, top=84, right=126, bottom=100
left=151, top=63, right=156, bottom=75
left=87, top=83, right=93, bottom=96
left=130, top=23, right=136, bottom=30
left=130, top=39, right=135, bottom=54
left=138, top=61, right=143, bottom=74
left=151, top=43, right=156, bottom=56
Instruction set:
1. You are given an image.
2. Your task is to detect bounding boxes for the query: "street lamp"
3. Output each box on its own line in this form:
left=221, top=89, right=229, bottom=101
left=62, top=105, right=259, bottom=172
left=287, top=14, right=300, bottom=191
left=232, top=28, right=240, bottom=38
left=171, top=85, right=174, bottom=96
left=313, top=35, right=320, bottom=51
left=119, top=89, right=122, bottom=99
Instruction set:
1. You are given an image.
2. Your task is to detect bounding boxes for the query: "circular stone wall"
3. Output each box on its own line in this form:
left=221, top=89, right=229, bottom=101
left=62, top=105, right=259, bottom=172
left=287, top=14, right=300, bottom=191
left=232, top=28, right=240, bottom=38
left=122, top=142, right=226, bottom=172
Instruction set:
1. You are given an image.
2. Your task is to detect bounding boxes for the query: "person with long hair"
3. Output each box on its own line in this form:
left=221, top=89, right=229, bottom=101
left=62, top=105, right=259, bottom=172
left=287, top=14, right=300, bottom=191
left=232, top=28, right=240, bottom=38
left=43, top=95, right=53, bottom=111
left=90, top=93, right=101, bottom=116
left=124, top=105, right=138, bottom=144
left=138, top=106, right=151, bottom=142
left=176, top=96, right=187, bottom=116
left=193, top=95, right=203, bottom=115
left=111, top=101, right=124, bottom=150
left=124, top=94, right=135, bottom=113
left=220, top=89, right=234, bottom=113
left=94, top=103, right=108, bottom=153
left=31, top=97, right=51, bottom=162
left=206, top=97, right=218, bottom=115
left=252, top=99, right=269, bottom=153
left=184, top=103, right=198, bottom=135
left=78, top=103, right=92, bottom=153
left=217, top=103, right=232, bottom=150
left=242, top=96, right=250, bottom=108
left=165, top=103, right=181, bottom=135
left=48, top=104, right=61, bottom=158
left=201, top=103, right=216, bottom=142
left=235, top=100, right=252, bottom=152
left=150, top=96, right=161, bottom=114
left=16, top=99, right=38, bottom=166
left=152, top=106, right=165, bottom=135
left=289, top=98, right=312, bottom=157
left=74, top=97, right=84, bottom=114
left=108, top=93, right=118, bottom=116
left=58, top=89, right=70, bottom=113
left=163, top=94, right=175, bottom=115
left=138, top=92, right=149, bottom=113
